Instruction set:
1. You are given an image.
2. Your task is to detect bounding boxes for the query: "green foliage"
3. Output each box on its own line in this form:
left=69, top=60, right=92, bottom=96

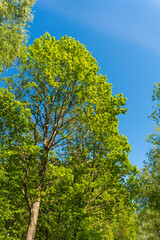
left=0, top=89, right=31, bottom=238
left=137, top=83, right=160, bottom=239
left=0, top=33, right=139, bottom=239
left=35, top=163, right=138, bottom=239
left=0, top=0, right=36, bottom=73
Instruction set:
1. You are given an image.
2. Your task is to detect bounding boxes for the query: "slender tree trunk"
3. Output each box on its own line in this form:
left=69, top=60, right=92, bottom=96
left=26, top=199, right=40, bottom=240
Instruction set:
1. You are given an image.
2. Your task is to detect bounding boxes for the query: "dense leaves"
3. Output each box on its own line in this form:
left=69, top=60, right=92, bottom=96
left=0, top=0, right=36, bottom=73
left=0, top=33, right=139, bottom=239
left=137, top=83, right=160, bottom=239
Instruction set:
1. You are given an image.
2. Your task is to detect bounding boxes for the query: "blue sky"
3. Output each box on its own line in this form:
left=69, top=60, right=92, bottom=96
left=28, top=0, right=160, bottom=169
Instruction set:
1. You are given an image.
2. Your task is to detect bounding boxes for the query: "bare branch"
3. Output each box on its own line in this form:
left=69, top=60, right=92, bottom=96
left=84, top=190, right=105, bottom=210
left=86, top=203, right=107, bottom=211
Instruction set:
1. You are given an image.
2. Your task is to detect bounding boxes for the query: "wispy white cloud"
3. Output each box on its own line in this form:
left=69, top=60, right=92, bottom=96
left=36, top=0, right=160, bottom=56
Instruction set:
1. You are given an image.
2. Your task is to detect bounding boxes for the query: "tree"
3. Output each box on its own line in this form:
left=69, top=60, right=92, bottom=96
left=0, top=0, right=36, bottom=73
left=1, top=33, right=139, bottom=239
left=0, top=88, right=34, bottom=239
left=34, top=149, right=138, bottom=239
left=137, top=83, right=160, bottom=239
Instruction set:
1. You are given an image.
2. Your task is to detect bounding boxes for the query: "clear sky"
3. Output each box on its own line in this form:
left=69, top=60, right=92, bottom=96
left=28, top=0, right=160, bottom=169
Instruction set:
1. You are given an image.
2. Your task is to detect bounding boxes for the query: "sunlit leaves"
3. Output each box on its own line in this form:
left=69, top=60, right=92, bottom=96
left=0, top=33, right=139, bottom=239
left=137, top=83, right=160, bottom=239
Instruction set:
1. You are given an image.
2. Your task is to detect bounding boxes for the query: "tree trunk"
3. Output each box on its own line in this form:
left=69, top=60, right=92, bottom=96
left=26, top=199, right=40, bottom=240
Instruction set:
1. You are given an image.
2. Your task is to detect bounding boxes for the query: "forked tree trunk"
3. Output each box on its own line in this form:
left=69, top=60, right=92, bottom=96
left=26, top=199, right=40, bottom=240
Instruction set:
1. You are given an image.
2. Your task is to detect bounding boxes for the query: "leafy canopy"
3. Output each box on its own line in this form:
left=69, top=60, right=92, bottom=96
left=137, top=83, right=160, bottom=239
left=0, top=0, right=36, bottom=73
left=0, top=33, right=139, bottom=239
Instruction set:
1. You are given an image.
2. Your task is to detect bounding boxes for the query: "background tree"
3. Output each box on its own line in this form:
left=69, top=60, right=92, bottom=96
left=0, top=88, right=35, bottom=239
left=137, top=83, right=160, bottom=239
left=1, top=33, right=139, bottom=239
left=0, top=0, right=36, bottom=73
